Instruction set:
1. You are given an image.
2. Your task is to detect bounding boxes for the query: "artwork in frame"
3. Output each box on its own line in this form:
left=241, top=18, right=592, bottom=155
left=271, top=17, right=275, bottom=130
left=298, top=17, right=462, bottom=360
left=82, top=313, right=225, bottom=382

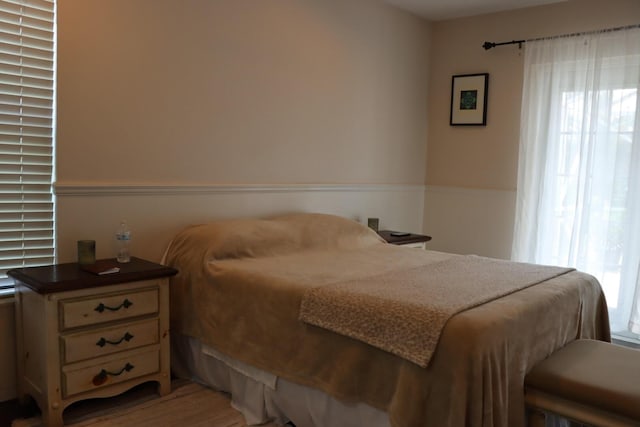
left=450, top=73, right=489, bottom=126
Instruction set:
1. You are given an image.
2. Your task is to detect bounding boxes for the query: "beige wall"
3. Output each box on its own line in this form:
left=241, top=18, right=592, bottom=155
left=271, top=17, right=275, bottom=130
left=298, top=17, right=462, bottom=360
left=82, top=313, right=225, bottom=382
left=57, top=0, right=430, bottom=187
left=424, top=0, right=640, bottom=259
left=427, top=0, right=640, bottom=190
left=53, top=0, right=432, bottom=263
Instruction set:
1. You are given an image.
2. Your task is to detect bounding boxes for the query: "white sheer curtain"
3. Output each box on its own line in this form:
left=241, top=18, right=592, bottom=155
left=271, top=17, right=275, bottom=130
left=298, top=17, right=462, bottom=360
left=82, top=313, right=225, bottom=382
left=512, top=27, right=640, bottom=337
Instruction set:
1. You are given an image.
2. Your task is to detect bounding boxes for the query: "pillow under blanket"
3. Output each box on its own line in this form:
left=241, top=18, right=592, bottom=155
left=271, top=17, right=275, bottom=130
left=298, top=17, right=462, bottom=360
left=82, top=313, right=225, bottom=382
left=166, top=212, right=385, bottom=263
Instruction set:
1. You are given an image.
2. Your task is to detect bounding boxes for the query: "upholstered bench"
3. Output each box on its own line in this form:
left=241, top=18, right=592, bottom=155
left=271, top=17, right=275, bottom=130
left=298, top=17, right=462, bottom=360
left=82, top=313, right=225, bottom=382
left=525, top=339, right=640, bottom=427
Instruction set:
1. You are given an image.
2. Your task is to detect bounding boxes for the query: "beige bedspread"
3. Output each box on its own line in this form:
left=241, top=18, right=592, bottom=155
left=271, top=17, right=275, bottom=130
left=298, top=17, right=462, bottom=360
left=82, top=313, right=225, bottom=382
left=165, top=214, right=610, bottom=427
left=300, top=256, right=573, bottom=367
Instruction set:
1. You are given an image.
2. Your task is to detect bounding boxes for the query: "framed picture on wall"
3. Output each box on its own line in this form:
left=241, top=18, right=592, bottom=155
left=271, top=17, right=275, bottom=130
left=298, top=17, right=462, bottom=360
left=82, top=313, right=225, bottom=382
left=450, top=73, right=489, bottom=126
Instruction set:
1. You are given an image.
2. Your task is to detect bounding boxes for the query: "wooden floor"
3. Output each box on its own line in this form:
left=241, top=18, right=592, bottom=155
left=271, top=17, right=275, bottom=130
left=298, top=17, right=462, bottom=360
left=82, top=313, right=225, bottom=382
left=3, top=380, right=281, bottom=427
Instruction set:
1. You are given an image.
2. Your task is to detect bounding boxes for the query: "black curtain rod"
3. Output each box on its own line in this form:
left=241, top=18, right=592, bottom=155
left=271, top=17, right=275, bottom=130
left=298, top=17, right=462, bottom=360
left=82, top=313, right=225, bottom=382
left=482, top=23, right=640, bottom=50
left=482, top=40, right=524, bottom=50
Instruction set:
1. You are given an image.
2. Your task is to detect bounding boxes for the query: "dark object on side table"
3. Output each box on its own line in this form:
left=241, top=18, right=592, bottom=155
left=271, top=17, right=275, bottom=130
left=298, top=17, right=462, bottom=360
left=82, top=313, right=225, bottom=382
left=377, top=230, right=432, bottom=247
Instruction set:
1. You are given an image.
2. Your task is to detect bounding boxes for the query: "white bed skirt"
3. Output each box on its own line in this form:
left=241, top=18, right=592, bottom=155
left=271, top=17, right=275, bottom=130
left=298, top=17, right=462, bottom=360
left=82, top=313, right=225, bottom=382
left=171, top=334, right=391, bottom=427
left=172, top=335, right=572, bottom=427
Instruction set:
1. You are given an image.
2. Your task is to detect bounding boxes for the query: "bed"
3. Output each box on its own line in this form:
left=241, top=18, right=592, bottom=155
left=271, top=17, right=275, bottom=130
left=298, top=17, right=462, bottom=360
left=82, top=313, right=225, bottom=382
left=163, top=213, right=610, bottom=427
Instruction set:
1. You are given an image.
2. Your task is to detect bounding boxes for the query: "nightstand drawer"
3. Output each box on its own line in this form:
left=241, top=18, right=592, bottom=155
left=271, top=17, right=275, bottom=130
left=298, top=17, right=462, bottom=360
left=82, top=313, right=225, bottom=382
left=60, top=286, right=158, bottom=330
left=63, top=349, right=160, bottom=397
left=62, top=318, right=159, bottom=364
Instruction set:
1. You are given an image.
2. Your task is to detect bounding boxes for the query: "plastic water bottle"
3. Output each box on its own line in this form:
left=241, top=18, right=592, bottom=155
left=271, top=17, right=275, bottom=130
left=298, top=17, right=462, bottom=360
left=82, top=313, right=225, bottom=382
left=115, top=220, right=131, bottom=263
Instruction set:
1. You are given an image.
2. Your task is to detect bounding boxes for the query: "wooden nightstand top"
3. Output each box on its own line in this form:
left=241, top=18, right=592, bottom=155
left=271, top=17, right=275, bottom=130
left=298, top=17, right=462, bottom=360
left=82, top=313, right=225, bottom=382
left=8, top=257, right=178, bottom=294
left=378, top=230, right=432, bottom=246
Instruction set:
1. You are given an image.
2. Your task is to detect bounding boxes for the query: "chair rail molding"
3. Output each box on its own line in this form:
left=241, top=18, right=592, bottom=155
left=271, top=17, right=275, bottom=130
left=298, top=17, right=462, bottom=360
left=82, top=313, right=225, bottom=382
left=54, top=182, right=426, bottom=197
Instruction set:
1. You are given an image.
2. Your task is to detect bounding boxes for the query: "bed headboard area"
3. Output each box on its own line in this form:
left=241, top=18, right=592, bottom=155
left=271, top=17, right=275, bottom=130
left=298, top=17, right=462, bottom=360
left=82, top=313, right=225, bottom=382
left=54, top=184, right=425, bottom=263
left=166, top=213, right=385, bottom=263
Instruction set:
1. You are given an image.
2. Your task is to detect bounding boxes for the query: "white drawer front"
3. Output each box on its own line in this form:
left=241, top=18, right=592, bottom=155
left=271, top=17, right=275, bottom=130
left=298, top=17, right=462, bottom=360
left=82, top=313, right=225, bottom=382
left=63, top=349, right=159, bottom=397
left=62, top=318, right=159, bottom=364
left=61, top=287, right=158, bottom=330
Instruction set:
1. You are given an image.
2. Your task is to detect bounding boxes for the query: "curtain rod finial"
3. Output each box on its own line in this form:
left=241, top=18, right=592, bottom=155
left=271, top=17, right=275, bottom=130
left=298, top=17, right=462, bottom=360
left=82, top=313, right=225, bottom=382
left=483, top=41, right=495, bottom=50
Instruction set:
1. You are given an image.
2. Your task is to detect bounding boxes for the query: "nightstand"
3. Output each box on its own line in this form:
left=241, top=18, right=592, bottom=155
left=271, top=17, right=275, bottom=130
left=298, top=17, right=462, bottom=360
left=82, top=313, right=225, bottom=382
left=9, top=257, right=178, bottom=427
left=378, top=230, right=432, bottom=249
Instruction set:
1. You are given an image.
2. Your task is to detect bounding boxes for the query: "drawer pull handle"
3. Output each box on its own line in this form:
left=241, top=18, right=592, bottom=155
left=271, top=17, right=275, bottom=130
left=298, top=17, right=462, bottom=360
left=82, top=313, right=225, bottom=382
left=95, top=299, right=133, bottom=313
left=93, top=363, right=135, bottom=386
left=96, top=332, right=134, bottom=347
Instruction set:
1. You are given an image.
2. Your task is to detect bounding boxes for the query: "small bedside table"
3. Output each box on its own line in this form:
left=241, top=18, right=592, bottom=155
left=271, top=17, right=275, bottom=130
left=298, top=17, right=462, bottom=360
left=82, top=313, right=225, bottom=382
left=9, top=257, right=178, bottom=427
left=378, top=230, right=432, bottom=249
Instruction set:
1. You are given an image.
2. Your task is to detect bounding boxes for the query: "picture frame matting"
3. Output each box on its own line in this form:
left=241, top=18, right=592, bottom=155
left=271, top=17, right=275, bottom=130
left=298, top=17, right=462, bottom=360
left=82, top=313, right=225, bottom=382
left=450, top=73, right=489, bottom=126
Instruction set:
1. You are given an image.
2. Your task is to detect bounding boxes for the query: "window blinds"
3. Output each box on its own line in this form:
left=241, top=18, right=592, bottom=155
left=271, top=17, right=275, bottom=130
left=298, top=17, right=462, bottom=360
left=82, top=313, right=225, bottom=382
left=0, top=0, right=55, bottom=295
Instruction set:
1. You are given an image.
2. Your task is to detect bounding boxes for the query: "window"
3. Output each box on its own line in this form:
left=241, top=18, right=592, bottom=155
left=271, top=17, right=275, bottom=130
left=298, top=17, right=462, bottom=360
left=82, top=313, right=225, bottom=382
left=513, top=27, right=640, bottom=339
left=548, top=87, right=637, bottom=320
left=0, top=0, right=55, bottom=296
